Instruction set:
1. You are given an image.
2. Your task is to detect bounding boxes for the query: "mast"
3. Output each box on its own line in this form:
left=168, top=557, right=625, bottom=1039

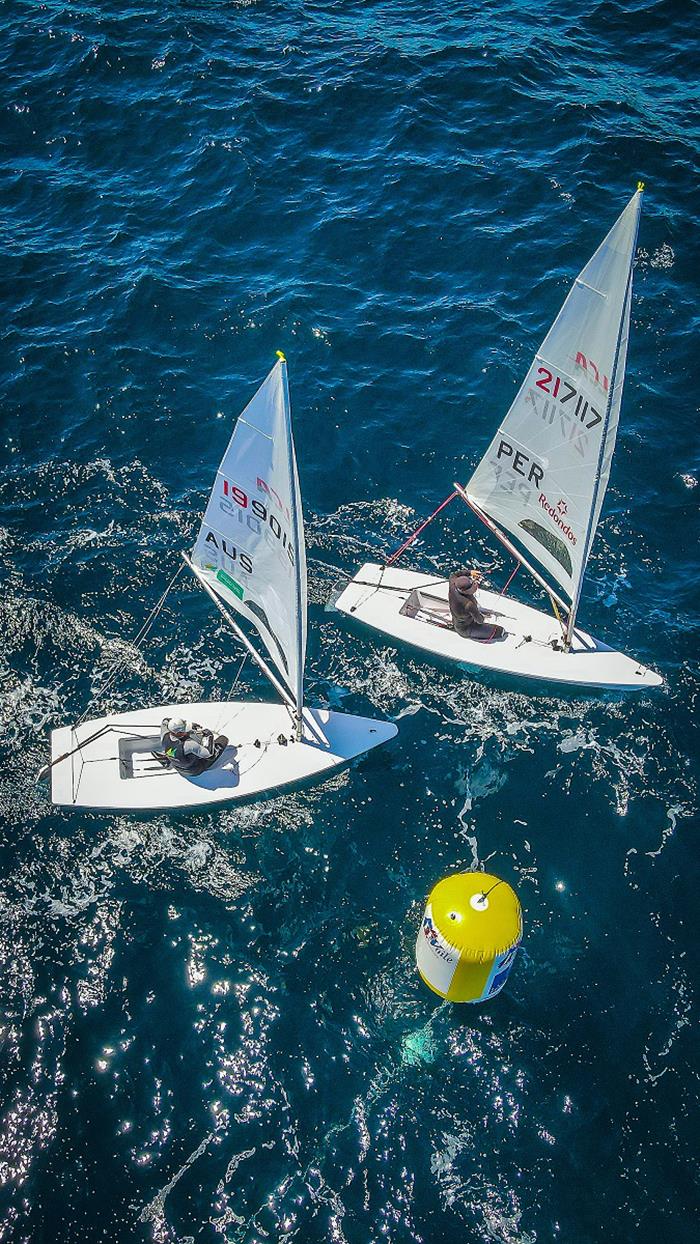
left=278, top=353, right=306, bottom=740
left=564, top=186, right=644, bottom=647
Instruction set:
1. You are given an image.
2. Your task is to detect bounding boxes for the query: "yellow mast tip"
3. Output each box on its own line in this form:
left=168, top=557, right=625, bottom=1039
left=637, top=181, right=645, bottom=191
left=276, top=349, right=286, bottom=361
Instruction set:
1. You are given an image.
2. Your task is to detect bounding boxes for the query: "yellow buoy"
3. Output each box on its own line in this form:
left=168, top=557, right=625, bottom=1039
left=416, top=872, right=522, bottom=1003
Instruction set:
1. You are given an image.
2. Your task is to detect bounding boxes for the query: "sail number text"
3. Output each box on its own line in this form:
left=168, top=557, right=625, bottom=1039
left=220, top=478, right=296, bottom=567
left=496, top=440, right=544, bottom=487
left=535, top=367, right=603, bottom=430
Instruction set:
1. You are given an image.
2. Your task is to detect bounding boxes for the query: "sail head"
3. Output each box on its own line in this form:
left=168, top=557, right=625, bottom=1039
left=191, top=358, right=307, bottom=708
left=466, top=189, right=643, bottom=605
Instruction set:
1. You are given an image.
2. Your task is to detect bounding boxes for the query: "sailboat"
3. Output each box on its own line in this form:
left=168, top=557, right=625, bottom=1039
left=335, top=187, right=662, bottom=691
left=47, top=355, right=397, bottom=810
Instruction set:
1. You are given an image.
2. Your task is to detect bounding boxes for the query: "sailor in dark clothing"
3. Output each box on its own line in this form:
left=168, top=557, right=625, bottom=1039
left=448, top=569, right=505, bottom=641
left=158, top=717, right=228, bottom=776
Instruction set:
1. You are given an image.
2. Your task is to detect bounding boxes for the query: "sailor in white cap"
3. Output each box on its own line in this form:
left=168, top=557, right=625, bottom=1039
left=158, top=716, right=227, bottom=776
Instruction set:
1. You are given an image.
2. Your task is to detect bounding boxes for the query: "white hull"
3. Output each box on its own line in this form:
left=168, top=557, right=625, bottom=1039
left=335, top=563, right=662, bottom=691
left=50, top=700, right=397, bottom=810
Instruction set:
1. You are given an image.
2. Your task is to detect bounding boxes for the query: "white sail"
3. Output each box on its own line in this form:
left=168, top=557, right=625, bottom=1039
left=192, top=357, right=307, bottom=710
left=466, top=188, right=643, bottom=611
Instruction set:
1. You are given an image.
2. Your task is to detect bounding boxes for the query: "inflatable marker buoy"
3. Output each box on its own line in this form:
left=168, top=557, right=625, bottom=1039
left=416, top=872, right=522, bottom=1003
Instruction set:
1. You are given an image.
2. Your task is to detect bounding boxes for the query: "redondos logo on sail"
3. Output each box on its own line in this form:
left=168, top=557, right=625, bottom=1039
left=538, top=493, right=577, bottom=545
left=516, top=492, right=577, bottom=578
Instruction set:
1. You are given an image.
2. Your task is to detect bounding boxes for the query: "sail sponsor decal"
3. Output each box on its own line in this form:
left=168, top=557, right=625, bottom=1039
left=519, top=518, right=573, bottom=578
left=538, top=493, right=577, bottom=546
left=518, top=492, right=577, bottom=579
left=216, top=568, right=244, bottom=599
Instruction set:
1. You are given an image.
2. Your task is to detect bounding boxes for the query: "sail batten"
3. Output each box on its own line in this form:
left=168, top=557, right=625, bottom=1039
left=191, top=358, right=307, bottom=709
left=574, top=278, right=607, bottom=298
left=466, top=188, right=643, bottom=612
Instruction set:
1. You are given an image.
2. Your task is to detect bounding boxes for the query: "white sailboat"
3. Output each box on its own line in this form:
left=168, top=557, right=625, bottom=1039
left=47, top=355, right=397, bottom=810
left=336, top=187, right=662, bottom=691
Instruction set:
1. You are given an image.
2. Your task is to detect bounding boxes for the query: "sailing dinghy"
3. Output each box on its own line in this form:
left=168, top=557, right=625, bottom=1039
left=47, top=355, right=397, bottom=810
left=336, top=187, right=662, bottom=691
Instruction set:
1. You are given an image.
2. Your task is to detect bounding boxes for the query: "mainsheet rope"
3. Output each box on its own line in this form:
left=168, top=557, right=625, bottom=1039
left=486, top=562, right=521, bottom=641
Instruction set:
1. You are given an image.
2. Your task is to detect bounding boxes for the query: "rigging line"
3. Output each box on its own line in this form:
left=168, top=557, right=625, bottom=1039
left=36, top=722, right=170, bottom=781
left=485, top=561, right=520, bottom=641
left=350, top=576, right=447, bottom=596
left=501, top=562, right=520, bottom=595
left=77, top=562, right=185, bottom=726
left=480, top=878, right=504, bottom=900
left=385, top=490, right=458, bottom=567
left=549, top=593, right=567, bottom=640
left=227, top=651, right=248, bottom=698
left=212, top=650, right=249, bottom=734
left=350, top=490, right=460, bottom=613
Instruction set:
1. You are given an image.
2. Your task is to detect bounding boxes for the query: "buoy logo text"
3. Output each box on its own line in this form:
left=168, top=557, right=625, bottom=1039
left=422, top=915, right=454, bottom=962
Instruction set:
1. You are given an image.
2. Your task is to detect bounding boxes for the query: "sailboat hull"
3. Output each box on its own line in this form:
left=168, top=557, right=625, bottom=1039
left=49, top=700, right=397, bottom=810
left=335, top=563, right=662, bottom=691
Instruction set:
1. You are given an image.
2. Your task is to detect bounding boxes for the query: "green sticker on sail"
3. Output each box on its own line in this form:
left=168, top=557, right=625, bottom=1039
left=518, top=518, right=573, bottom=578
left=216, top=569, right=244, bottom=599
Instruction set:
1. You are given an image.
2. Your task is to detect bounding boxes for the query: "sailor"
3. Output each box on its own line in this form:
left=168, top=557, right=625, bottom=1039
left=158, top=717, right=228, bottom=776
left=448, top=569, right=505, bottom=641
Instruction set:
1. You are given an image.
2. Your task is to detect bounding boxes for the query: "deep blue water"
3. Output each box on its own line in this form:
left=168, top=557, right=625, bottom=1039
left=1, top=1, right=699, bottom=1240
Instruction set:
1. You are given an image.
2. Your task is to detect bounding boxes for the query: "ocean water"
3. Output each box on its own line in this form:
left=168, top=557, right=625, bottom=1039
left=1, top=1, right=698, bottom=1240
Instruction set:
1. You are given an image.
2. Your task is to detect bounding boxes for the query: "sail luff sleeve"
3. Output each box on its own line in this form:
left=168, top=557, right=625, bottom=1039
left=566, top=189, right=642, bottom=640
left=280, top=358, right=307, bottom=714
